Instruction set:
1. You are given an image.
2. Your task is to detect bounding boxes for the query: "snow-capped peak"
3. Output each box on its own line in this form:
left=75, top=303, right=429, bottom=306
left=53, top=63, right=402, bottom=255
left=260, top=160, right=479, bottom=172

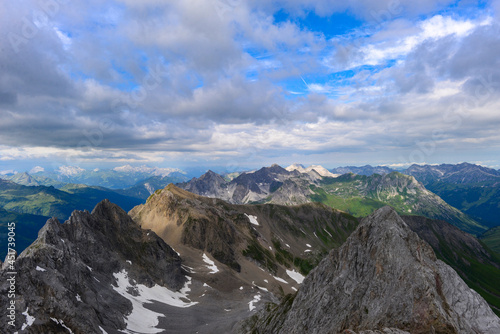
left=113, top=165, right=184, bottom=177
left=285, top=163, right=306, bottom=173
left=57, top=166, right=85, bottom=176
left=308, top=165, right=339, bottom=178
left=286, top=164, right=339, bottom=178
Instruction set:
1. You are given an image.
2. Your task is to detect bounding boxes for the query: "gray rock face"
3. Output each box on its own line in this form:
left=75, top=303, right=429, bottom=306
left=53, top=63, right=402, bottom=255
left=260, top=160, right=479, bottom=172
left=401, top=215, right=500, bottom=315
left=0, top=199, right=186, bottom=334
left=247, top=206, right=500, bottom=333
left=178, top=164, right=318, bottom=205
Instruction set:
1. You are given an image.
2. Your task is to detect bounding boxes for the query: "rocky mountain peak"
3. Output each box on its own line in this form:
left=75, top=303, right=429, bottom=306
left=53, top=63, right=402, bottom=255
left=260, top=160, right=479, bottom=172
left=267, top=163, right=288, bottom=174
left=246, top=206, right=500, bottom=333
left=0, top=200, right=187, bottom=333
left=199, top=169, right=224, bottom=180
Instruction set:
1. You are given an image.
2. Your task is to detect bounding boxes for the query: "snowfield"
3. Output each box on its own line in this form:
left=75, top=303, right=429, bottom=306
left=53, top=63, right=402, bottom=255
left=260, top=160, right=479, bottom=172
left=202, top=253, right=220, bottom=274
left=245, top=213, right=260, bottom=226
left=286, top=269, right=305, bottom=284
left=112, top=269, right=197, bottom=334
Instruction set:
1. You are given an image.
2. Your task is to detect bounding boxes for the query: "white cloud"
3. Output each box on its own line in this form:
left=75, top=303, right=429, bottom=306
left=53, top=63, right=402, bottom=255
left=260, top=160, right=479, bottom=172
left=0, top=0, right=499, bottom=168
left=29, top=166, right=45, bottom=173
left=347, top=15, right=489, bottom=69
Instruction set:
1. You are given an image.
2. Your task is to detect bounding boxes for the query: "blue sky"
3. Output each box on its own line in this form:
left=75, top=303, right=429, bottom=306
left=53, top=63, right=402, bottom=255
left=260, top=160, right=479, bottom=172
left=1, top=0, right=500, bottom=173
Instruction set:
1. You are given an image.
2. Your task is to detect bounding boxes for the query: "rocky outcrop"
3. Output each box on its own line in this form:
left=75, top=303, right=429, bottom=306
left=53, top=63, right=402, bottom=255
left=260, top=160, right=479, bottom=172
left=182, top=170, right=229, bottom=199
left=0, top=199, right=187, bottom=334
left=245, top=206, right=500, bottom=333
left=402, top=215, right=500, bottom=315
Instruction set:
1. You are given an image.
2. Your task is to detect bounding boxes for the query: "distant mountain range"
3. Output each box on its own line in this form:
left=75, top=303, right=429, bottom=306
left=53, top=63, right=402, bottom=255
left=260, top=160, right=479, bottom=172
left=404, top=162, right=500, bottom=184
left=400, top=163, right=500, bottom=229
left=0, top=179, right=142, bottom=219
left=330, top=164, right=396, bottom=176
left=178, top=164, right=487, bottom=235
left=0, top=165, right=188, bottom=189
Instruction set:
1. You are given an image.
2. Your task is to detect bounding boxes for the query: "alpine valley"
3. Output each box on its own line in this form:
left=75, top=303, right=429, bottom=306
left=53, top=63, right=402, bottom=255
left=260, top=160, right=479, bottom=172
left=0, top=163, right=499, bottom=333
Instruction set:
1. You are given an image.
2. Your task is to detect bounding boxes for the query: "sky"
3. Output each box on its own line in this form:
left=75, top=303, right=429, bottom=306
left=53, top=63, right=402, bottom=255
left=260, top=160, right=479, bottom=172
left=1, top=0, right=500, bottom=173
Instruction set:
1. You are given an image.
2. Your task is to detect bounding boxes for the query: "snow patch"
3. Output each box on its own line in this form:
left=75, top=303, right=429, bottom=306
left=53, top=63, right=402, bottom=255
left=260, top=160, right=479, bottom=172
left=291, top=287, right=297, bottom=291
left=264, top=279, right=268, bottom=283
left=202, top=253, right=219, bottom=274
left=324, top=228, right=333, bottom=238
left=306, top=244, right=311, bottom=248
left=172, top=247, right=181, bottom=257
left=35, top=266, right=46, bottom=272
left=245, top=213, right=260, bottom=226
left=286, top=269, right=305, bottom=284
left=248, top=294, right=261, bottom=311
left=285, top=244, right=290, bottom=248
left=50, top=318, right=73, bottom=333
left=239, top=286, right=244, bottom=290
left=76, top=294, right=82, bottom=302
left=273, top=276, right=288, bottom=284
left=99, top=326, right=108, bottom=334
left=181, top=265, right=195, bottom=273
left=112, top=269, right=197, bottom=334
left=86, top=265, right=93, bottom=272
left=57, top=165, right=85, bottom=176
left=126, top=260, right=132, bottom=265
left=21, top=308, right=36, bottom=330
left=304, top=249, right=312, bottom=253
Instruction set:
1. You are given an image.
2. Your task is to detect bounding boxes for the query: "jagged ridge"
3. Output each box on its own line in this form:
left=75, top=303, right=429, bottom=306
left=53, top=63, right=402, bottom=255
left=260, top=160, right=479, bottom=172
left=245, top=206, right=500, bottom=334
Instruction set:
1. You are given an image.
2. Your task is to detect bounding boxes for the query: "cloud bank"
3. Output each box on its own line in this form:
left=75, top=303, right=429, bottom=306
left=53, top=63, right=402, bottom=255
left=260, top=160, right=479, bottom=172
left=0, top=0, right=499, bottom=170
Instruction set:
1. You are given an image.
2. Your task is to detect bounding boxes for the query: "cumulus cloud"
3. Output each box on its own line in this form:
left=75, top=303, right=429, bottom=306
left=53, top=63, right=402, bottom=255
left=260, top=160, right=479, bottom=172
left=0, top=0, right=499, bottom=168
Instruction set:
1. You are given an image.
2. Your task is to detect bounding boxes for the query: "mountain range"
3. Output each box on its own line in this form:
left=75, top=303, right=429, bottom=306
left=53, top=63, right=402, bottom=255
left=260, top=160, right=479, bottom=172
left=178, top=164, right=487, bottom=235
left=2, top=196, right=499, bottom=333
left=2, top=162, right=498, bottom=261
left=330, top=164, right=396, bottom=176
left=0, top=165, right=188, bottom=189
left=403, top=163, right=500, bottom=229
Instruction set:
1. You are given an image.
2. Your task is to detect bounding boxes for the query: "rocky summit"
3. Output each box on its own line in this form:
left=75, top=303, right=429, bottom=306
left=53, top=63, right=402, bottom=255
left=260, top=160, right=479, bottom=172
left=244, top=206, right=500, bottom=334
left=0, top=199, right=188, bottom=334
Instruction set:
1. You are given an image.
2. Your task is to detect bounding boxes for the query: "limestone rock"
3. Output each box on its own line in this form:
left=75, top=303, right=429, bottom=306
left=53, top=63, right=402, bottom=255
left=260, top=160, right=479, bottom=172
left=247, top=206, right=500, bottom=333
